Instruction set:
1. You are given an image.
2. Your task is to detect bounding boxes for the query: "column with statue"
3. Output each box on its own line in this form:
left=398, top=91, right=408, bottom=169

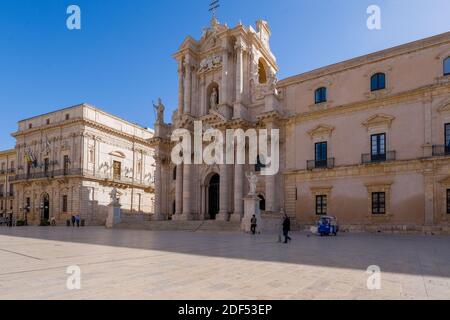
left=241, top=172, right=262, bottom=233
left=106, top=188, right=122, bottom=229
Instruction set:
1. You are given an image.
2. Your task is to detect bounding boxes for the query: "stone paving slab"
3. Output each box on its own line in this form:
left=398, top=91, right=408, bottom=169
left=0, top=227, right=449, bottom=300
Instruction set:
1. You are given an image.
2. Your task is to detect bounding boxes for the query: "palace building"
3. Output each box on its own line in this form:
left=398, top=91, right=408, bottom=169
left=1, top=104, right=156, bottom=225
left=152, top=17, right=450, bottom=233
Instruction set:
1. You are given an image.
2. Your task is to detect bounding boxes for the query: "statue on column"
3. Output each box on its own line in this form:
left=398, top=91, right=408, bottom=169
left=246, top=172, right=259, bottom=196
left=109, top=188, right=122, bottom=205
left=153, top=98, right=165, bottom=124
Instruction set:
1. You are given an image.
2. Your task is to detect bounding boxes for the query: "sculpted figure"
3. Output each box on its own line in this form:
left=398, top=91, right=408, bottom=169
left=153, top=98, right=165, bottom=124
left=246, top=172, right=259, bottom=196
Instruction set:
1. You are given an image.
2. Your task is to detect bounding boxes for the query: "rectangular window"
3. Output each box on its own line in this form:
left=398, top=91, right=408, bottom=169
left=315, top=142, right=328, bottom=168
left=26, top=197, right=31, bottom=212
left=0, top=200, right=3, bottom=211
left=9, top=200, right=13, bottom=210
left=371, top=133, right=386, bottom=162
left=62, top=195, right=68, bottom=213
left=65, top=114, right=70, bottom=120
left=46, top=119, right=50, bottom=125
left=9, top=184, right=13, bottom=196
left=445, top=124, right=450, bottom=154
left=372, top=192, right=386, bottom=215
left=10, top=161, right=15, bottom=170
left=44, top=158, right=49, bottom=175
left=113, top=161, right=121, bottom=180
left=316, top=195, right=327, bottom=215
left=63, top=155, right=70, bottom=175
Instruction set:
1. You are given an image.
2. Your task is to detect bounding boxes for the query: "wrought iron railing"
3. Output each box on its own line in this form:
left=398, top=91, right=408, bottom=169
left=9, top=168, right=154, bottom=187
left=432, top=145, right=450, bottom=157
left=307, top=158, right=335, bottom=170
left=361, top=151, right=396, bottom=164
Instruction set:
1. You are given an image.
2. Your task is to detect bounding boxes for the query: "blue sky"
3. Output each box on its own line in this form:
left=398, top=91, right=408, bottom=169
left=0, top=0, right=449, bottom=150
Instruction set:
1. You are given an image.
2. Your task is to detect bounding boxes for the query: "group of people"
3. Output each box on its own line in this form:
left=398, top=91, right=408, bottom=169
left=70, top=215, right=81, bottom=227
left=250, top=214, right=292, bottom=244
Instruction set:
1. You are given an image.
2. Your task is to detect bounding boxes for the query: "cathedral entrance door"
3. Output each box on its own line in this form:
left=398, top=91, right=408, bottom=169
left=208, top=174, right=220, bottom=220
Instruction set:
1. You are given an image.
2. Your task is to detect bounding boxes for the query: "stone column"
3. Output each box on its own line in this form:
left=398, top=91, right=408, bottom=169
left=235, top=41, right=245, bottom=103
left=178, top=61, right=184, bottom=115
left=221, top=46, right=228, bottom=105
left=153, top=156, right=164, bottom=220
left=231, top=163, right=244, bottom=222
left=200, top=76, right=206, bottom=116
left=175, top=165, right=183, bottom=216
left=184, top=59, right=192, bottom=114
left=423, top=93, right=433, bottom=157
left=266, top=174, right=277, bottom=213
left=217, top=164, right=229, bottom=221
left=424, top=163, right=435, bottom=226
left=181, top=163, right=192, bottom=220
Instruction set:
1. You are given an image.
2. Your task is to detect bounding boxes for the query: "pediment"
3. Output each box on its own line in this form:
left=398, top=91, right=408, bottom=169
left=440, top=176, right=450, bottom=186
left=307, top=124, right=334, bottom=138
left=437, top=101, right=450, bottom=114
left=362, top=114, right=395, bottom=129
left=109, top=151, right=126, bottom=158
left=178, top=36, right=198, bottom=51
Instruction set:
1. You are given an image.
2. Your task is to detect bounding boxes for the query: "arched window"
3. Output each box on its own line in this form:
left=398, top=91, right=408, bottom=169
left=444, top=57, right=450, bottom=76
left=371, top=73, right=386, bottom=91
left=315, top=87, right=327, bottom=104
left=258, top=195, right=266, bottom=211
left=258, top=59, right=267, bottom=84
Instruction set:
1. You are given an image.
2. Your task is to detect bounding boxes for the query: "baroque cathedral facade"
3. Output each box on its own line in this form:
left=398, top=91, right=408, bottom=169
left=152, top=17, right=450, bottom=233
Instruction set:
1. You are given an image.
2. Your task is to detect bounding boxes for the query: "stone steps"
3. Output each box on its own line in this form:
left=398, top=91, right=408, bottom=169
left=115, top=220, right=241, bottom=232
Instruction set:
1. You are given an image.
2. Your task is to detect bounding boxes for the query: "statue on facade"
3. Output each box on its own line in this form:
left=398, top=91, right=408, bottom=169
left=153, top=98, right=165, bottom=124
left=210, top=87, right=218, bottom=110
left=109, top=188, right=122, bottom=205
left=246, top=172, right=259, bottom=196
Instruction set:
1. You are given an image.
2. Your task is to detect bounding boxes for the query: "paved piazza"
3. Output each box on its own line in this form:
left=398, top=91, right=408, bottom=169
left=0, top=227, right=449, bottom=300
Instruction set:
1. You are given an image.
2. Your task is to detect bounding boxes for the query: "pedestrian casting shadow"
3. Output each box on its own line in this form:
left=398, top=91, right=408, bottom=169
left=0, top=226, right=449, bottom=278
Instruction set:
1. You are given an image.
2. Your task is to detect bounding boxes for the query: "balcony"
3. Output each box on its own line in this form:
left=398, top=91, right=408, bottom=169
left=0, top=170, right=5, bottom=175
left=362, top=151, right=396, bottom=164
left=9, top=169, right=83, bottom=182
left=432, top=145, right=450, bottom=157
left=7, top=168, right=15, bottom=174
left=9, top=169, right=154, bottom=189
left=307, top=158, right=335, bottom=170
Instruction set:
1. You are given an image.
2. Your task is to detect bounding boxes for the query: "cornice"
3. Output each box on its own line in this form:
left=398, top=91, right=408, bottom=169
left=286, top=83, right=450, bottom=125
left=278, top=32, right=450, bottom=88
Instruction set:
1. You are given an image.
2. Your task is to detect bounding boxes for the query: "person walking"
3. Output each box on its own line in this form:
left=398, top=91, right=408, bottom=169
left=283, top=215, right=292, bottom=244
left=71, top=215, right=76, bottom=227
left=8, top=213, right=13, bottom=228
left=250, top=215, right=257, bottom=235
left=75, top=215, right=81, bottom=228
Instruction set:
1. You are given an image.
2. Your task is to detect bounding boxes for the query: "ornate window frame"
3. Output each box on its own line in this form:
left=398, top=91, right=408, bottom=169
left=364, top=65, right=393, bottom=99
left=308, top=79, right=333, bottom=111
left=310, top=187, right=332, bottom=216
left=365, top=182, right=393, bottom=220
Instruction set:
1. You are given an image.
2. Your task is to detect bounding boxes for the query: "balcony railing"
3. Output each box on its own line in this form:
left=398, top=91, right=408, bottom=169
left=362, top=151, right=396, bottom=164
left=307, top=158, right=335, bottom=170
left=432, top=145, right=450, bottom=157
left=9, top=168, right=154, bottom=188
left=7, top=168, right=15, bottom=174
